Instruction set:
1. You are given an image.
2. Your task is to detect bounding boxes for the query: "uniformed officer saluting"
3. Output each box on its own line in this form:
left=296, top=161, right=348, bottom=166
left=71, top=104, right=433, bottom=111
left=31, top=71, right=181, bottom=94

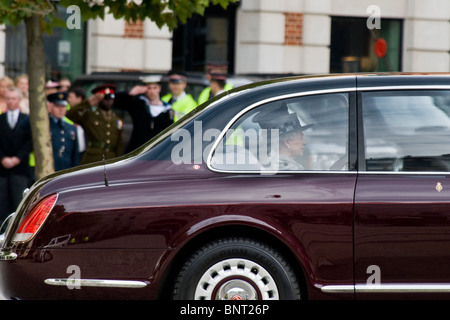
left=114, top=75, right=173, bottom=153
left=47, top=91, right=80, bottom=171
left=66, top=84, right=123, bottom=165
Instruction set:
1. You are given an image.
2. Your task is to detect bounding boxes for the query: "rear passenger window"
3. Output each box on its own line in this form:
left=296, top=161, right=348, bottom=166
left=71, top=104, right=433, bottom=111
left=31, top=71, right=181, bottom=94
left=362, top=91, right=450, bottom=172
left=209, top=93, right=350, bottom=173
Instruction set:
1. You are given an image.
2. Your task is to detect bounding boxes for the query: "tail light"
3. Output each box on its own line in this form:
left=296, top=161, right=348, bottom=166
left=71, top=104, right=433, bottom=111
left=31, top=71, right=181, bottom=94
left=13, top=194, right=58, bottom=242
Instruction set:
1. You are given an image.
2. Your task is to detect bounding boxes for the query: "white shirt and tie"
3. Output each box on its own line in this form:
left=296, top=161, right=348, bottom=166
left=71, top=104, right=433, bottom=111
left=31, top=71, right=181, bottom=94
left=7, top=109, right=20, bottom=129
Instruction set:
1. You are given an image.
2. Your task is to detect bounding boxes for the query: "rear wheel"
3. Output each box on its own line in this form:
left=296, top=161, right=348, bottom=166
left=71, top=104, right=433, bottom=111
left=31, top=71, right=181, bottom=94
left=172, top=237, right=301, bottom=300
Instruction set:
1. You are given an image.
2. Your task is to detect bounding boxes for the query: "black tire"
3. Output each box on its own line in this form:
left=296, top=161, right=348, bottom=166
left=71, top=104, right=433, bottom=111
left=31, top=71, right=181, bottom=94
left=172, top=237, right=301, bottom=300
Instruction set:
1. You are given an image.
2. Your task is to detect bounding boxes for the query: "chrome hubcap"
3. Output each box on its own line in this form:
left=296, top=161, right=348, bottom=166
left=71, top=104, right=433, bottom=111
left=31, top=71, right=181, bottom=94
left=194, top=258, right=279, bottom=300
left=216, top=279, right=258, bottom=300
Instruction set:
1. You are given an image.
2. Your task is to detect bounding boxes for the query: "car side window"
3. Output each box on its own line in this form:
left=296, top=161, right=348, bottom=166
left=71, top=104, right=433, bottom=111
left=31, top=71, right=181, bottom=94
left=362, top=90, right=450, bottom=172
left=210, top=93, right=350, bottom=172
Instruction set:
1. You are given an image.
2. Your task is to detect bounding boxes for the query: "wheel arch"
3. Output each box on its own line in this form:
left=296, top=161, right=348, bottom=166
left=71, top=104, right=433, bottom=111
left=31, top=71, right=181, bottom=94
left=158, top=224, right=309, bottom=299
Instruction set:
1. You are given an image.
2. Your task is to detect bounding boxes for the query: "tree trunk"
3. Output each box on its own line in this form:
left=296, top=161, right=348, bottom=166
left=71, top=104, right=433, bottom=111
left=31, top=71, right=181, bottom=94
left=25, top=14, right=54, bottom=181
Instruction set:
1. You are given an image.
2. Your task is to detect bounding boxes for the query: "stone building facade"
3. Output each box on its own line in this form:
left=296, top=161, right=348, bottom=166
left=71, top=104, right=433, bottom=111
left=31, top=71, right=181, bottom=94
left=0, top=0, right=449, bottom=80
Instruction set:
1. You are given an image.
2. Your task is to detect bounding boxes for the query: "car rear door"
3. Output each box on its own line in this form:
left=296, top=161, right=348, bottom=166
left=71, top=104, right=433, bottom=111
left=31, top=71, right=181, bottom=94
left=207, top=89, right=358, bottom=298
left=354, top=85, right=450, bottom=299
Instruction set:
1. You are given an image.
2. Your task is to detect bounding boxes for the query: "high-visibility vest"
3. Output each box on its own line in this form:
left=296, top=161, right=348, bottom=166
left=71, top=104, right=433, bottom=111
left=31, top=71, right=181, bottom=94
left=198, top=83, right=234, bottom=105
left=225, top=126, right=244, bottom=147
left=162, top=93, right=197, bottom=122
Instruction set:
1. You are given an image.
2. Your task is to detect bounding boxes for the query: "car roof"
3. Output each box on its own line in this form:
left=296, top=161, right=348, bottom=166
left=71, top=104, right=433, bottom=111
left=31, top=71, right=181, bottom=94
left=201, top=72, right=450, bottom=119
left=355, top=72, right=450, bottom=88
left=229, top=72, right=450, bottom=92
left=73, top=71, right=208, bottom=84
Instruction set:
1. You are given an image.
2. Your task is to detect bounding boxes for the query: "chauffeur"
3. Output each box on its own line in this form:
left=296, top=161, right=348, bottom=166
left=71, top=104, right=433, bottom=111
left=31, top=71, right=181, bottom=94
left=66, top=84, right=123, bottom=165
left=47, top=91, right=79, bottom=171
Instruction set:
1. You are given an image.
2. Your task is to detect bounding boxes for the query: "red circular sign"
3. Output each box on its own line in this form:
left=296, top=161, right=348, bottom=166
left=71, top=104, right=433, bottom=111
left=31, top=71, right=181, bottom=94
left=375, top=38, right=387, bottom=58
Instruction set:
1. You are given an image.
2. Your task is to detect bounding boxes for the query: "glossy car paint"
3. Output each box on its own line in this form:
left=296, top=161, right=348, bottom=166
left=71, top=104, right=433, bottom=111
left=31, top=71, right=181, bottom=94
left=355, top=173, right=450, bottom=299
left=353, top=75, right=450, bottom=299
left=2, top=73, right=450, bottom=300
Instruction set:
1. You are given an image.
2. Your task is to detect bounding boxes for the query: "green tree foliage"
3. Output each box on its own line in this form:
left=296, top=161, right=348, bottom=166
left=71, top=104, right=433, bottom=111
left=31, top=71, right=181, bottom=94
left=0, top=0, right=238, bottom=180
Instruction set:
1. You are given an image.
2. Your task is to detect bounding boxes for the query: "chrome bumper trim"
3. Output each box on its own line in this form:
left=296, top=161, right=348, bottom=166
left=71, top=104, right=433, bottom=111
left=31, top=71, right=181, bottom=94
left=318, top=284, right=354, bottom=293
left=0, top=251, right=18, bottom=261
left=44, top=278, right=148, bottom=288
left=318, top=283, right=450, bottom=293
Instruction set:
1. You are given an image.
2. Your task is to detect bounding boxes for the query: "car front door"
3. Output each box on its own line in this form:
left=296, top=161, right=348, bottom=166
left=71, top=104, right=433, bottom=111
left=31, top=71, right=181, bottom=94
left=354, top=88, right=450, bottom=299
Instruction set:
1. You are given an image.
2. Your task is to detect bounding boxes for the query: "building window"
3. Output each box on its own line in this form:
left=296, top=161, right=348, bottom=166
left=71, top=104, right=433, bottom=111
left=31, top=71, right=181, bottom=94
left=4, top=6, right=85, bottom=82
left=171, top=3, right=238, bottom=73
left=330, top=17, right=402, bottom=73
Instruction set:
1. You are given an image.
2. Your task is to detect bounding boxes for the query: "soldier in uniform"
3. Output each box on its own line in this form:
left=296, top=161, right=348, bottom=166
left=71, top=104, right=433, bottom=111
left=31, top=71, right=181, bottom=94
left=66, top=84, right=123, bottom=165
left=47, top=91, right=79, bottom=171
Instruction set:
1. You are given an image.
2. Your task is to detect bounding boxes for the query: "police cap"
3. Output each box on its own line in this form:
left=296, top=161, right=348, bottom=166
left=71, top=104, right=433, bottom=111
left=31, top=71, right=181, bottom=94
left=168, top=70, right=187, bottom=84
left=47, top=91, right=68, bottom=107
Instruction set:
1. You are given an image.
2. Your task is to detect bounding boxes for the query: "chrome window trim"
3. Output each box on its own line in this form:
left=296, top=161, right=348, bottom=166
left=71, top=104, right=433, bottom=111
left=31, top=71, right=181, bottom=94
left=357, top=85, right=450, bottom=91
left=206, top=87, right=356, bottom=174
left=318, top=283, right=450, bottom=293
left=209, top=170, right=358, bottom=175
left=206, top=84, right=450, bottom=175
left=358, top=171, right=450, bottom=175
left=44, top=278, right=148, bottom=289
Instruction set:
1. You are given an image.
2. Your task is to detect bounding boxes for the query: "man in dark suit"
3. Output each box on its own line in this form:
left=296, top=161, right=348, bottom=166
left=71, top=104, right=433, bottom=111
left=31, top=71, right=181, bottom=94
left=47, top=91, right=79, bottom=171
left=0, top=87, right=32, bottom=222
left=114, top=75, right=173, bottom=153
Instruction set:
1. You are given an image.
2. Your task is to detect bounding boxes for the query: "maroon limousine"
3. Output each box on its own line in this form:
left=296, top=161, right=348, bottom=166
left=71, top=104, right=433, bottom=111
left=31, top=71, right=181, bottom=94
left=2, top=73, right=450, bottom=300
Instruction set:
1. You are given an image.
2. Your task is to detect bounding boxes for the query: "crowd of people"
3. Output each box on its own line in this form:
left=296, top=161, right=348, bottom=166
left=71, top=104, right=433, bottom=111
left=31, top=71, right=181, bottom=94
left=0, top=66, right=232, bottom=223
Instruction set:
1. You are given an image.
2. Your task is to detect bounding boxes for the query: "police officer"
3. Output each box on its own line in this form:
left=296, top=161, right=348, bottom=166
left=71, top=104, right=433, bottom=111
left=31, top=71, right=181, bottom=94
left=66, top=84, right=123, bottom=165
left=47, top=91, right=79, bottom=171
left=198, top=62, right=234, bottom=105
left=161, top=71, right=197, bottom=122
